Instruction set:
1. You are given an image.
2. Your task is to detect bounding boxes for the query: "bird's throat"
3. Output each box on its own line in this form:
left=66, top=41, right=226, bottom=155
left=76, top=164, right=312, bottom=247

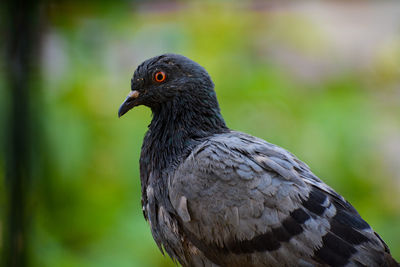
left=142, top=97, right=228, bottom=173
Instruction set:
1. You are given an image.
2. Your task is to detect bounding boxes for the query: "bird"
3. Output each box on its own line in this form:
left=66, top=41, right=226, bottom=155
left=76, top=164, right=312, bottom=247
left=118, top=54, right=399, bottom=267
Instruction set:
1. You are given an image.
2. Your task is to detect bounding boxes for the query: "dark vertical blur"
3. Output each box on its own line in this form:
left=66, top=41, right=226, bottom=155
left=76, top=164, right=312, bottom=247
left=3, top=0, right=41, bottom=266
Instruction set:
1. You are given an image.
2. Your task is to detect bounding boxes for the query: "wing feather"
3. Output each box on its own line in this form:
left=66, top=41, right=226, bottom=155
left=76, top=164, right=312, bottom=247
left=169, top=131, right=393, bottom=266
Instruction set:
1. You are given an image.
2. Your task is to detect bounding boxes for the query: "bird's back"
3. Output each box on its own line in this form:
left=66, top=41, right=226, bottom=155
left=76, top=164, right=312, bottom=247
left=168, top=131, right=398, bottom=267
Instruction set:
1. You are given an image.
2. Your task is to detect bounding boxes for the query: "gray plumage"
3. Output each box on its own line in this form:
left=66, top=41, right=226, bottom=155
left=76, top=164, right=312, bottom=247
left=118, top=54, right=399, bottom=267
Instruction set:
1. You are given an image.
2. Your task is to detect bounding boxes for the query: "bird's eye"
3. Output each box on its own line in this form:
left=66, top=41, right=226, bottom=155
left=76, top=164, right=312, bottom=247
left=154, top=71, right=166, bottom=83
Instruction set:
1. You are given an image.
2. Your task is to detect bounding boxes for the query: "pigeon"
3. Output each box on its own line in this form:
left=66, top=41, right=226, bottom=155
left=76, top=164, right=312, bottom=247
left=118, top=54, right=399, bottom=267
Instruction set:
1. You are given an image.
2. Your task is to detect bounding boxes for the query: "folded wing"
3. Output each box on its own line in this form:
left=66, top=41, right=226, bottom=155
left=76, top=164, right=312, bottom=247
left=169, top=131, right=394, bottom=267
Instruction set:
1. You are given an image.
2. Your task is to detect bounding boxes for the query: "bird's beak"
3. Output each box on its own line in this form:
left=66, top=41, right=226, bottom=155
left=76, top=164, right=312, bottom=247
left=118, top=90, right=140, bottom=117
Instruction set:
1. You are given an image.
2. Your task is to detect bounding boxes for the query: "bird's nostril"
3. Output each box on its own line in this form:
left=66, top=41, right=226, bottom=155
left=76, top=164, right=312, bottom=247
left=128, top=90, right=139, bottom=99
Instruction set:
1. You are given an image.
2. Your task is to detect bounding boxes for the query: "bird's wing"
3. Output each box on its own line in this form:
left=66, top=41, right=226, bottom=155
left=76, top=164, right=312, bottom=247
left=169, top=131, right=393, bottom=267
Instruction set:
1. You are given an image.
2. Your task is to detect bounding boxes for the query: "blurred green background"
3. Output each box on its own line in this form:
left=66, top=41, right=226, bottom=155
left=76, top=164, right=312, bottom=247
left=1, top=1, right=400, bottom=266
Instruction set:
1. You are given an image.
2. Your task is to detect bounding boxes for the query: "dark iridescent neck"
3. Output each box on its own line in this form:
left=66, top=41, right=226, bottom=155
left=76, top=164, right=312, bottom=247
left=143, top=95, right=228, bottom=171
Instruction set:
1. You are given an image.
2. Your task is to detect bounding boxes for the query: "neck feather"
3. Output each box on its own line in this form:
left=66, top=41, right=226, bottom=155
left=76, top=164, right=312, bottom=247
left=141, top=93, right=228, bottom=173
left=138, top=90, right=228, bottom=217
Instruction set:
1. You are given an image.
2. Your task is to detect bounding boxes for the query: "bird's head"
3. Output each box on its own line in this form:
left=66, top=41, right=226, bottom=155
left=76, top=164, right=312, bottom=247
left=118, top=54, right=215, bottom=117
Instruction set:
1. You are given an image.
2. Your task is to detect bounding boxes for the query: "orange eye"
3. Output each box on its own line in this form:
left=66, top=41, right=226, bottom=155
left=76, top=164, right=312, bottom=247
left=154, top=71, right=166, bottom=83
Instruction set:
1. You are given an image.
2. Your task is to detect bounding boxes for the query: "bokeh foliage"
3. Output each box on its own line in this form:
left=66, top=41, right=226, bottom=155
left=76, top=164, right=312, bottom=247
left=1, top=1, right=400, bottom=266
